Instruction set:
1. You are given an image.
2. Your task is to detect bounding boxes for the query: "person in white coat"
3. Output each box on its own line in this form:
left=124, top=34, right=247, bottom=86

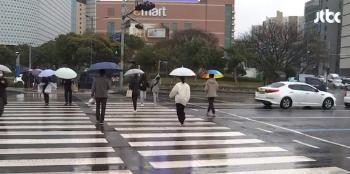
left=169, top=76, right=190, bottom=126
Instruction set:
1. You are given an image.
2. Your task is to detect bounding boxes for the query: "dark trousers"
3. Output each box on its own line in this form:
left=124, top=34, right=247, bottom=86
left=132, top=92, right=139, bottom=111
left=176, top=103, right=186, bottom=124
left=208, top=97, right=215, bottom=114
left=64, top=88, right=72, bottom=104
left=95, top=98, right=107, bottom=123
left=0, top=97, right=4, bottom=116
left=44, top=93, right=49, bottom=104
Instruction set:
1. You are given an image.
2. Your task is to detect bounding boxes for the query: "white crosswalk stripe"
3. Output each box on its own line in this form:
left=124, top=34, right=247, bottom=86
left=0, top=102, right=132, bottom=173
left=93, top=102, right=349, bottom=173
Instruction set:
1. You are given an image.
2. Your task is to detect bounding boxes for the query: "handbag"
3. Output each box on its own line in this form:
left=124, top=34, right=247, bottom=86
left=126, top=89, right=132, bottom=97
left=88, top=98, right=96, bottom=104
left=72, top=84, right=79, bottom=92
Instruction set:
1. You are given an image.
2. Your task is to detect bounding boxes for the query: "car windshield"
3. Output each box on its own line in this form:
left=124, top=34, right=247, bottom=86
left=268, top=83, right=285, bottom=88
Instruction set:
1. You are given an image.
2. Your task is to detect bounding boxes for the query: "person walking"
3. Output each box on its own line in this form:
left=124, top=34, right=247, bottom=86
left=41, top=77, right=50, bottom=106
left=151, top=75, right=161, bottom=106
left=205, top=74, right=219, bottom=116
left=91, top=69, right=111, bottom=124
left=0, top=71, right=8, bottom=117
left=129, top=74, right=140, bottom=113
left=63, top=79, right=73, bottom=106
left=139, top=74, right=149, bottom=107
left=169, top=76, right=191, bottom=126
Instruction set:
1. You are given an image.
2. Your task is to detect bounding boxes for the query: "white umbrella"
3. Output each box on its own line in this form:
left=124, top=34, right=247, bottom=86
left=38, top=69, right=55, bottom=78
left=124, top=69, right=144, bottom=76
left=55, top=68, right=77, bottom=79
left=0, top=65, right=11, bottom=73
left=31, top=69, right=42, bottom=76
left=169, top=67, right=196, bottom=77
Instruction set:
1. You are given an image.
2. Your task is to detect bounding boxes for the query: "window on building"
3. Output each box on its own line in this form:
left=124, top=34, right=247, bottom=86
left=172, top=22, right=177, bottom=32
left=184, top=22, right=192, bottom=30
left=107, top=8, right=115, bottom=17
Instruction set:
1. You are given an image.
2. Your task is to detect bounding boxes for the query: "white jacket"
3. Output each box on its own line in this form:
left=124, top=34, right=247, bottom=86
left=169, top=82, right=191, bottom=106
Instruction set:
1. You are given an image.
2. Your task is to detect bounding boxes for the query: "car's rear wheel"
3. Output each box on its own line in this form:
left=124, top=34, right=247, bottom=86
left=280, top=97, right=292, bottom=109
left=322, top=98, right=334, bottom=110
left=345, top=103, right=350, bottom=108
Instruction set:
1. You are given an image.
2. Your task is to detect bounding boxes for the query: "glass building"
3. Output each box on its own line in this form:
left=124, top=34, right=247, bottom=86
left=0, top=0, right=72, bottom=46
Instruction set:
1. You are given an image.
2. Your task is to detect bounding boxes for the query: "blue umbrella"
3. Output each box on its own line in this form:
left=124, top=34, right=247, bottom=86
left=38, top=69, right=55, bottom=77
left=88, top=62, right=122, bottom=74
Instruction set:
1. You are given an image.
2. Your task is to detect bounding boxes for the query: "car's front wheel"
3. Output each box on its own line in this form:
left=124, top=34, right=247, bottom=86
left=322, top=98, right=334, bottom=110
left=280, top=97, right=292, bottom=109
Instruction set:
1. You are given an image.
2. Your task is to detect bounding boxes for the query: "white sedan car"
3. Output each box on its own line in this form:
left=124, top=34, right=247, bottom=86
left=255, top=82, right=336, bottom=110
left=344, top=86, right=350, bottom=108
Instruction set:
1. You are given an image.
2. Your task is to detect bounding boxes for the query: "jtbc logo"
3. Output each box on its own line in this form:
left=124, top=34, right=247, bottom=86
left=314, top=9, right=341, bottom=24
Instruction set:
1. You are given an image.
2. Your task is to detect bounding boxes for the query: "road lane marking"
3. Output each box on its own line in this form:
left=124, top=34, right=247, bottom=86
left=121, top=132, right=244, bottom=138
left=293, top=140, right=320, bottom=149
left=3, top=110, right=84, bottom=113
left=297, top=128, right=350, bottom=132
left=129, top=139, right=264, bottom=147
left=150, top=156, right=314, bottom=169
left=3, top=113, right=86, bottom=116
left=115, top=127, right=230, bottom=131
left=106, top=115, right=192, bottom=118
left=14, top=171, right=133, bottom=174
left=251, top=117, right=350, bottom=119
left=0, top=117, right=89, bottom=120
left=212, top=167, right=349, bottom=174
left=0, top=131, right=103, bottom=135
left=191, top=109, right=199, bottom=111
left=106, top=118, right=203, bottom=121
left=256, top=128, right=273, bottom=133
left=0, top=157, right=123, bottom=167
left=0, top=125, right=95, bottom=129
left=0, top=121, right=91, bottom=124
left=212, top=109, right=350, bottom=149
left=0, top=138, right=107, bottom=144
left=108, top=122, right=216, bottom=126
left=0, top=147, right=114, bottom=154
left=5, top=108, right=81, bottom=110
left=139, top=146, right=287, bottom=156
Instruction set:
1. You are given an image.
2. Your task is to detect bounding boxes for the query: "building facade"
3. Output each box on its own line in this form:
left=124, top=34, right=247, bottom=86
left=0, top=0, right=72, bottom=46
left=340, top=0, right=350, bottom=75
left=304, top=0, right=343, bottom=74
left=95, top=0, right=235, bottom=47
left=86, top=0, right=97, bottom=33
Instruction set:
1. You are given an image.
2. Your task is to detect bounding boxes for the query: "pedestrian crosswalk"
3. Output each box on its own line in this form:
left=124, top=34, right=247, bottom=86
left=0, top=100, right=132, bottom=173
left=90, top=102, right=349, bottom=173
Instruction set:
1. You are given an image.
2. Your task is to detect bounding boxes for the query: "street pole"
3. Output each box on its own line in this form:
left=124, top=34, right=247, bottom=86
left=29, top=44, right=32, bottom=69
left=119, top=0, right=126, bottom=91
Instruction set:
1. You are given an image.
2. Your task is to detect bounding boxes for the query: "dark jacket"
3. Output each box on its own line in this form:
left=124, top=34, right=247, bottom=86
left=129, top=77, right=140, bottom=93
left=0, top=78, right=8, bottom=97
left=91, top=76, right=111, bottom=98
left=63, top=79, right=73, bottom=90
left=139, top=79, right=149, bottom=91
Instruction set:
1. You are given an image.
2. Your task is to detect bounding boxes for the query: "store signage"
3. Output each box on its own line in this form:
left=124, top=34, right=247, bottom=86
left=314, top=9, right=341, bottom=24
left=147, top=28, right=166, bottom=38
left=134, top=7, right=167, bottom=17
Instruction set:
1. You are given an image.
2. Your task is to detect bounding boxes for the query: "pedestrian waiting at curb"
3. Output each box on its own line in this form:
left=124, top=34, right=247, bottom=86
left=129, top=74, right=140, bottom=113
left=151, top=74, right=161, bottom=106
left=139, top=74, right=149, bottom=107
left=63, top=79, right=73, bottom=106
left=169, top=76, right=191, bottom=126
left=91, top=69, right=111, bottom=124
left=205, top=73, right=219, bottom=117
left=0, top=71, right=8, bottom=117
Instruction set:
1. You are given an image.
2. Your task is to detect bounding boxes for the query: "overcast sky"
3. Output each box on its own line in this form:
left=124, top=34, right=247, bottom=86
left=235, top=0, right=309, bottom=38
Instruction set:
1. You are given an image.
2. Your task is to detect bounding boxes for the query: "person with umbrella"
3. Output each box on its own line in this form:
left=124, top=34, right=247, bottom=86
left=55, top=68, right=77, bottom=106
left=91, top=69, right=111, bottom=124
left=205, top=73, right=219, bottom=117
left=38, top=69, right=56, bottom=106
left=129, top=74, right=140, bottom=113
left=139, top=74, right=149, bottom=107
left=169, top=66, right=195, bottom=126
left=151, top=74, right=161, bottom=106
left=0, top=71, right=8, bottom=117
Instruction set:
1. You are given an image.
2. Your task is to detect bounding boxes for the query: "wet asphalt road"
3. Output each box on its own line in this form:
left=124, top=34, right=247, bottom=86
left=0, top=90, right=349, bottom=173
